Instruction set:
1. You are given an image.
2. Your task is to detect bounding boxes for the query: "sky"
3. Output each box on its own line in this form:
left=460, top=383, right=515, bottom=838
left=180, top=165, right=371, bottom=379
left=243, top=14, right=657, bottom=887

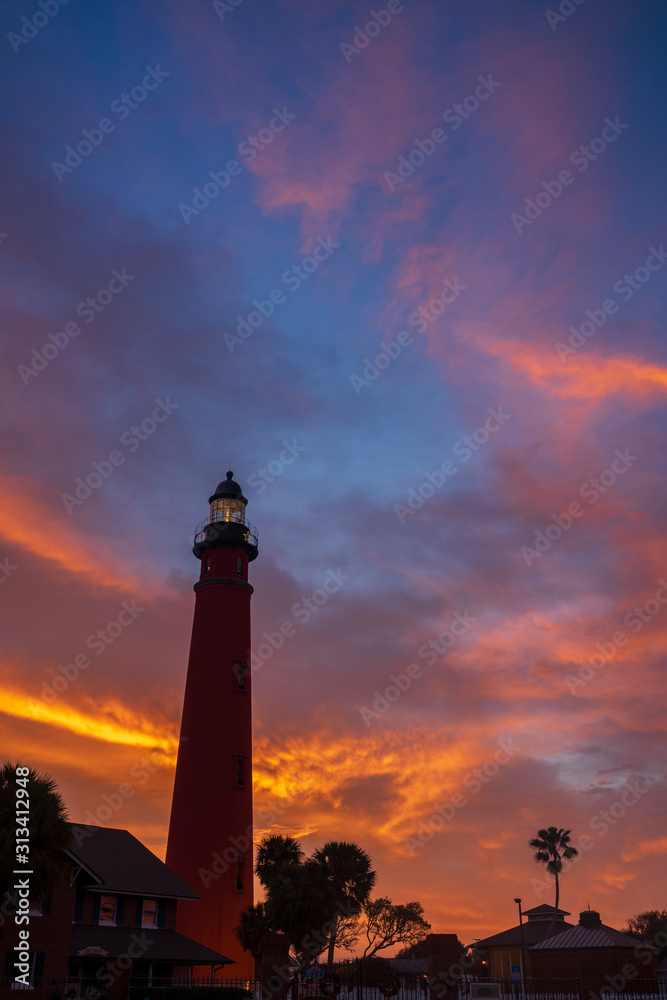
left=1, top=0, right=666, bottom=948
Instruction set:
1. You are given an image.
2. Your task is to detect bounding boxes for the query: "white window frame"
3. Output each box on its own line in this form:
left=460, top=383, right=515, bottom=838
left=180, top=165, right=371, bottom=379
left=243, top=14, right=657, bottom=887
left=141, top=898, right=158, bottom=928
left=98, top=894, right=117, bottom=925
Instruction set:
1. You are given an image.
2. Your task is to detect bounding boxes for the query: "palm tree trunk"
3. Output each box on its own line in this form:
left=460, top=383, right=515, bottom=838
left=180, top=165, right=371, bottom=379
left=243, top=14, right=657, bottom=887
left=327, top=914, right=339, bottom=965
left=554, top=871, right=559, bottom=915
left=547, top=872, right=560, bottom=938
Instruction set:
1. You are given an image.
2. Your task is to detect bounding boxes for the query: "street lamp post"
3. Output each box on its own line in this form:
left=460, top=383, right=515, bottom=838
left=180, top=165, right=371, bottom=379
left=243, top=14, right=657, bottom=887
left=514, top=898, right=527, bottom=992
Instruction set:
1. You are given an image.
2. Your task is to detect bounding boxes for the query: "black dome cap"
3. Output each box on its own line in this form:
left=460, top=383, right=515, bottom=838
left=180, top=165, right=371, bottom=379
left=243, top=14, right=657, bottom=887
left=209, top=470, right=248, bottom=505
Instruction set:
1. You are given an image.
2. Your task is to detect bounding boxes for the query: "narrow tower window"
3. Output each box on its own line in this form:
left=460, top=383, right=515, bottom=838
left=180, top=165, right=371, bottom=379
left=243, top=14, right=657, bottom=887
left=234, top=661, right=248, bottom=691
left=233, top=755, right=246, bottom=786
left=205, top=554, right=211, bottom=574
left=237, top=554, right=243, bottom=575
left=234, top=859, right=246, bottom=890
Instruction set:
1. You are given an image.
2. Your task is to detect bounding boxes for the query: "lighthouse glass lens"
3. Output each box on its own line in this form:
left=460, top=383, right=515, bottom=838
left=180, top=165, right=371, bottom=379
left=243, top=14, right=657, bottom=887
left=211, top=498, right=245, bottom=523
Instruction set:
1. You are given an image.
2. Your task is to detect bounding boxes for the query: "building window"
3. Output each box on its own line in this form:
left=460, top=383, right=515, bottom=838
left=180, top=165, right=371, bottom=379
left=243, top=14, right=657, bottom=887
left=234, top=859, right=246, bottom=891
left=237, top=554, right=243, bottom=575
left=205, top=554, right=211, bottom=574
left=142, top=899, right=158, bottom=927
left=99, top=895, right=117, bottom=924
left=234, top=660, right=248, bottom=691
left=234, top=755, right=246, bottom=787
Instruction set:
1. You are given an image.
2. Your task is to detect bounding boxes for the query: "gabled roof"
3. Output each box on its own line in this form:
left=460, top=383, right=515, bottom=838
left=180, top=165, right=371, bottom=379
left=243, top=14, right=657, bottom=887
left=67, top=824, right=199, bottom=899
left=524, top=904, right=571, bottom=919
left=70, top=926, right=233, bottom=963
left=532, top=923, right=654, bottom=950
left=474, top=920, right=574, bottom=950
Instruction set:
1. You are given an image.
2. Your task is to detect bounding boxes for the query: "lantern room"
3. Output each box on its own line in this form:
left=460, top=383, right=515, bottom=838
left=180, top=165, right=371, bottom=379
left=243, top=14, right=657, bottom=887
left=208, top=470, right=247, bottom=523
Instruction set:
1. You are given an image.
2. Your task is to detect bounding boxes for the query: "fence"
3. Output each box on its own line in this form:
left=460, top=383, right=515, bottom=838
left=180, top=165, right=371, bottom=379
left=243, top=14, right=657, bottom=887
left=0, top=978, right=260, bottom=1000
left=459, top=980, right=580, bottom=1000
left=293, top=959, right=428, bottom=1000
left=457, top=979, right=667, bottom=1000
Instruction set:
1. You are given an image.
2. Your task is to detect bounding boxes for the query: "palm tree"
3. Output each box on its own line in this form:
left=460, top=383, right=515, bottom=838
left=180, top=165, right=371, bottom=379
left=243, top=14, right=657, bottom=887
left=252, top=835, right=333, bottom=971
left=0, top=763, right=72, bottom=904
left=312, top=840, right=376, bottom=965
left=235, top=901, right=271, bottom=965
left=528, top=826, right=578, bottom=934
left=255, top=834, right=304, bottom=890
left=266, top=859, right=336, bottom=970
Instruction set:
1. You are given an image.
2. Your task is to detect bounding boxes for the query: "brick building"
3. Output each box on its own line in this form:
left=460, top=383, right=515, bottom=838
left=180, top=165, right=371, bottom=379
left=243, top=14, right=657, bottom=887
left=530, top=909, right=659, bottom=995
left=2, top=823, right=233, bottom=991
left=472, top=904, right=574, bottom=978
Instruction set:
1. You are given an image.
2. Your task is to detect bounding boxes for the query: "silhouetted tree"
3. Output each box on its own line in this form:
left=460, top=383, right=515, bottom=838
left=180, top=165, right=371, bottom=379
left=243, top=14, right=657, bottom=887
left=0, top=763, right=71, bottom=905
left=242, top=834, right=375, bottom=971
left=623, top=910, right=667, bottom=958
left=342, top=897, right=431, bottom=958
left=529, top=826, right=578, bottom=935
left=312, top=840, right=376, bottom=964
left=235, top=901, right=271, bottom=963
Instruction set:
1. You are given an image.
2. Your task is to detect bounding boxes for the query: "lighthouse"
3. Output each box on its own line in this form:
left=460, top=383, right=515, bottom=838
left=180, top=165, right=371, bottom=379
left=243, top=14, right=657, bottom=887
left=166, top=471, right=258, bottom=975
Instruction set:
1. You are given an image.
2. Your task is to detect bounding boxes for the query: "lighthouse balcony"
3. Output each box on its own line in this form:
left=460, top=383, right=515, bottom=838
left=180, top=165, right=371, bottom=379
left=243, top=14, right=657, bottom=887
left=193, top=511, right=259, bottom=559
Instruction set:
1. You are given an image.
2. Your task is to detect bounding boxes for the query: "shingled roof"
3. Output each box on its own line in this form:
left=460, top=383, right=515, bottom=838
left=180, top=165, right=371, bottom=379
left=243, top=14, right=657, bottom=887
left=474, top=919, right=574, bottom=950
left=532, top=910, right=658, bottom=951
left=473, top=906, right=574, bottom=950
left=523, top=904, right=571, bottom=919
left=67, top=824, right=199, bottom=899
left=70, top=926, right=232, bottom=963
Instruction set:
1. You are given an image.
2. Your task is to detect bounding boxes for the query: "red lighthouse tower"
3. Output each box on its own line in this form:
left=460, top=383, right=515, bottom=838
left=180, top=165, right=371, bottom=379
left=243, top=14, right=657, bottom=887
left=166, top=471, right=258, bottom=975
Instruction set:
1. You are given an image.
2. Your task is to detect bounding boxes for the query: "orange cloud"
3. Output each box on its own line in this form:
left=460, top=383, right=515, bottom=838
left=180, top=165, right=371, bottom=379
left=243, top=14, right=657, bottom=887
left=0, top=472, right=158, bottom=594
left=622, top=836, right=667, bottom=863
left=470, top=334, right=667, bottom=403
left=0, top=676, right=178, bottom=754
